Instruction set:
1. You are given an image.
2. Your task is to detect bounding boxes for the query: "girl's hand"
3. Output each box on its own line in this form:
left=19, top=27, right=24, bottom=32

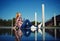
left=12, top=26, right=16, bottom=31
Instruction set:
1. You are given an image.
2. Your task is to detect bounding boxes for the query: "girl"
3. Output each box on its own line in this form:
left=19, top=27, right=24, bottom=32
left=13, top=12, right=23, bottom=41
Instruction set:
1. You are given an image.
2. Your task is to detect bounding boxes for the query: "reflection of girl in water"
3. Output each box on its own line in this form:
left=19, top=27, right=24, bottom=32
left=12, top=12, right=42, bottom=41
left=13, top=12, right=23, bottom=41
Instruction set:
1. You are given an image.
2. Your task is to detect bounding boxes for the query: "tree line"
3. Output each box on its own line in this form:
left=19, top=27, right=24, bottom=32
left=0, top=18, right=15, bottom=26
left=0, top=18, right=40, bottom=27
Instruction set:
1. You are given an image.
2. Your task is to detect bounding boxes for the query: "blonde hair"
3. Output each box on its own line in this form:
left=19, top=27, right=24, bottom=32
left=15, top=12, right=22, bottom=26
left=16, top=12, right=21, bottom=20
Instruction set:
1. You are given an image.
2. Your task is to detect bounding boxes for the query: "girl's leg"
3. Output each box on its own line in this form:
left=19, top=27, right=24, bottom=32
left=18, top=29, right=23, bottom=41
left=14, top=30, right=20, bottom=41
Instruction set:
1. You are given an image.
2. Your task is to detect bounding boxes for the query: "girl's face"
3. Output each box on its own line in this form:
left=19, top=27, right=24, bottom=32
left=16, top=16, right=22, bottom=27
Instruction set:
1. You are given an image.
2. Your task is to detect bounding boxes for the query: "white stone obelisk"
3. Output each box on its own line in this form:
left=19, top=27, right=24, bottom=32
left=35, top=12, right=37, bottom=41
left=54, top=13, right=56, bottom=26
left=42, top=4, right=45, bottom=27
left=42, top=4, right=45, bottom=41
left=54, top=13, right=56, bottom=40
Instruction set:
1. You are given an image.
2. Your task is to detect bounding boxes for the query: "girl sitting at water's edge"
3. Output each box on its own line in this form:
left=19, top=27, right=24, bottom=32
left=13, top=12, right=23, bottom=41
left=12, top=12, right=42, bottom=41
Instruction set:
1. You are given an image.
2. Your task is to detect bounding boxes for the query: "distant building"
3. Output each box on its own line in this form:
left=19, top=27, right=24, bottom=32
left=45, top=15, right=60, bottom=27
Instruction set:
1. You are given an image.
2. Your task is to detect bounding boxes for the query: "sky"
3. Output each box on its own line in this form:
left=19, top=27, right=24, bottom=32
left=0, top=0, right=60, bottom=22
